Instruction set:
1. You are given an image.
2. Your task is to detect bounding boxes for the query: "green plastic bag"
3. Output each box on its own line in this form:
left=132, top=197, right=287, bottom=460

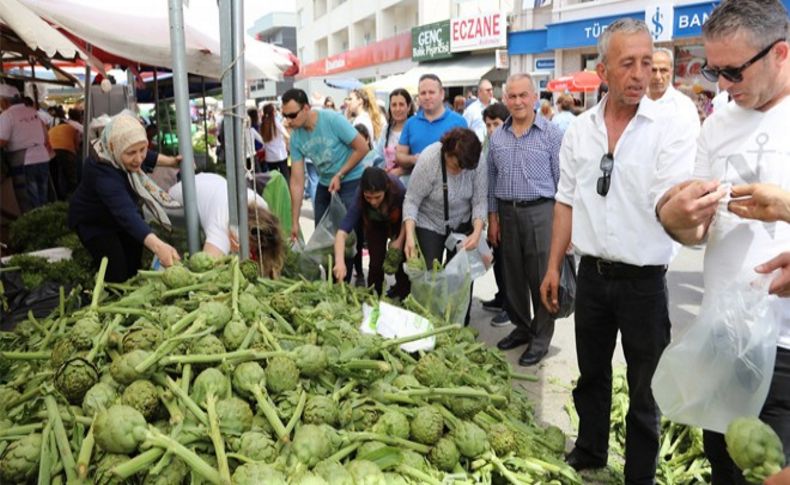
left=262, top=170, right=296, bottom=240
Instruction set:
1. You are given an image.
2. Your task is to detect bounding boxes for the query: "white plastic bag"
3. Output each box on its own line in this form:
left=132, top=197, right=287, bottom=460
left=651, top=274, right=780, bottom=433
left=299, top=194, right=356, bottom=279
left=360, top=302, right=435, bottom=352
left=444, top=233, right=493, bottom=280
left=404, top=247, right=472, bottom=325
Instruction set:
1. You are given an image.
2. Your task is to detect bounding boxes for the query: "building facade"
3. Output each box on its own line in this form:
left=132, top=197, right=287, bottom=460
left=248, top=12, right=298, bottom=101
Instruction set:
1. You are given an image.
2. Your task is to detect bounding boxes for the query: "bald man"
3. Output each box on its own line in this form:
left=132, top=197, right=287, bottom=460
left=648, top=48, right=700, bottom=134
left=464, top=79, right=497, bottom=141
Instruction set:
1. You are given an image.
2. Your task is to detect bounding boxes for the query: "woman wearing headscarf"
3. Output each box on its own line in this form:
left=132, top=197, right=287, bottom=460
left=68, top=113, right=181, bottom=282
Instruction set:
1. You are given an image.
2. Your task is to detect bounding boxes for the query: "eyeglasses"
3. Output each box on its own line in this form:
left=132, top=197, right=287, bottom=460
left=597, top=153, right=614, bottom=197
left=281, top=110, right=300, bottom=120
left=701, top=38, right=785, bottom=83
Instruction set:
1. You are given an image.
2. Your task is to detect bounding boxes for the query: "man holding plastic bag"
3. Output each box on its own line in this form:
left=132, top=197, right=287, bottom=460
left=281, top=88, right=369, bottom=241
left=539, top=19, right=697, bottom=483
left=657, top=1, right=790, bottom=480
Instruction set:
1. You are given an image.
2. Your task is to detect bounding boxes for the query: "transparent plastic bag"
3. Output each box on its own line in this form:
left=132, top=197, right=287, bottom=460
left=444, top=233, right=493, bottom=280
left=404, top=245, right=472, bottom=325
left=651, top=274, right=780, bottom=433
left=302, top=193, right=356, bottom=270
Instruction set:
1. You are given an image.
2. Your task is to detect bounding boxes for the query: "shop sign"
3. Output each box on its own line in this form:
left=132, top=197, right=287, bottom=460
left=673, top=2, right=717, bottom=39
left=298, top=32, right=412, bottom=78
left=450, top=12, right=507, bottom=53
left=545, top=12, right=642, bottom=50
left=535, top=58, right=555, bottom=71
left=646, top=3, right=674, bottom=42
left=412, top=20, right=452, bottom=62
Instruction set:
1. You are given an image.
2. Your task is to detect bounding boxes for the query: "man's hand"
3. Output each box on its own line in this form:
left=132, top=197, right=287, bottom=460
left=155, top=242, right=181, bottom=267
left=328, top=174, right=342, bottom=193
left=540, top=268, right=561, bottom=314
left=488, top=214, right=500, bottom=247
left=658, top=179, right=725, bottom=232
left=756, top=252, right=790, bottom=297
left=229, top=230, right=240, bottom=253
left=333, top=260, right=347, bottom=281
left=729, top=183, right=790, bottom=223
left=290, top=225, right=300, bottom=243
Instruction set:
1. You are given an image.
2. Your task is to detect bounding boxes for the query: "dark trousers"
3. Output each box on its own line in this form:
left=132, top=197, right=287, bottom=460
left=366, top=220, right=409, bottom=298
left=499, top=201, right=555, bottom=351
left=491, top=244, right=509, bottom=312
left=79, top=230, right=144, bottom=283
left=315, top=179, right=361, bottom=283
left=265, top=159, right=290, bottom=184
left=415, top=226, right=472, bottom=326
left=703, top=347, right=790, bottom=485
left=50, top=149, right=77, bottom=200
left=573, top=258, right=671, bottom=485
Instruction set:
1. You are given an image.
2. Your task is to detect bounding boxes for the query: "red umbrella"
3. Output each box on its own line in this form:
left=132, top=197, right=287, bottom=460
left=547, top=71, right=601, bottom=93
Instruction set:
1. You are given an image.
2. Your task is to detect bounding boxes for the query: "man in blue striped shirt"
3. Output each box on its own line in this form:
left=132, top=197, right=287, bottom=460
left=487, top=73, right=564, bottom=366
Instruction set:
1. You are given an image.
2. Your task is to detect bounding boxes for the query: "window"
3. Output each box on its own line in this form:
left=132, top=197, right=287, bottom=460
left=582, top=53, right=598, bottom=71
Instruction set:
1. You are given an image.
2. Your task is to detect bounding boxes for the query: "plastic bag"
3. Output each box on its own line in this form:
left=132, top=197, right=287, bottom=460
left=555, top=254, right=577, bottom=319
left=359, top=301, right=435, bottom=353
left=405, top=246, right=472, bottom=325
left=303, top=193, right=356, bottom=265
left=651, top=274, right=780, bottom=433
left=444, top=233, right=493, bottom=280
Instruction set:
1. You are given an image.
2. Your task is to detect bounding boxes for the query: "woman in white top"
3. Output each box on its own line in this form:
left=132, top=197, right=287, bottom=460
left=373, top=89, right=414, bottom=179
left=260, top=104, right=290, bottom=181
left=347, top=88, right=385, bottom=142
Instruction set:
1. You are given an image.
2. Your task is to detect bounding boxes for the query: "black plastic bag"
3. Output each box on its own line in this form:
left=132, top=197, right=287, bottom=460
left=555, top=254, right=577, bottom=319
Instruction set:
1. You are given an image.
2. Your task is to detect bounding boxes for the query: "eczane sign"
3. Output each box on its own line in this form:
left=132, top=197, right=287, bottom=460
left=450, top=12, right=507, bottom=52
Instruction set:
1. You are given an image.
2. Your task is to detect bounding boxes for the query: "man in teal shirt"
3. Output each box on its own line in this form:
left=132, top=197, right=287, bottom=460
left=282, top=88, right=369, bottom=241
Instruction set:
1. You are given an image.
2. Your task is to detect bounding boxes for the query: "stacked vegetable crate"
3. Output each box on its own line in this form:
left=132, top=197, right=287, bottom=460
left=0, top=255, right=581, bottom=484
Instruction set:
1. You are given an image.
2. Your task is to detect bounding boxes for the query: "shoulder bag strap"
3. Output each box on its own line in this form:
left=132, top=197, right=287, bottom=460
left=441, top=152, right=450, bottom=236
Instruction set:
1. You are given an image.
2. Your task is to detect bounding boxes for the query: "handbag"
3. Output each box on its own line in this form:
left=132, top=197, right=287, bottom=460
left=441, top=153, right=472, bottom=236
left=555, top=254, right=577, bottom=319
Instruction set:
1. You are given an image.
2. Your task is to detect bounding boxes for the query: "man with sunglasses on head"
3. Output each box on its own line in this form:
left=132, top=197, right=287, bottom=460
left=656, top=1, right=790, bottom=482
left=281, top=88, right=370, bottom=242
left=539, top=18, right=697, bottom=483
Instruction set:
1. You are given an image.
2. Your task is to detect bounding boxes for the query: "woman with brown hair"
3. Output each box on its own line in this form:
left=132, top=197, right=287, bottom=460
left=347, top=88, right=386, bottom=142
left=260, top=103, right=290, bottom=180
left=373, top=88, right=414, bottom=174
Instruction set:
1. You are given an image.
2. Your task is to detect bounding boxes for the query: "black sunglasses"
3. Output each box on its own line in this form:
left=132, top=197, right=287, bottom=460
left=701, top=38, right=785, bottom=83
left=281, top=110, right=300, bottom=120
left=597, top=153, right=614, bottom=197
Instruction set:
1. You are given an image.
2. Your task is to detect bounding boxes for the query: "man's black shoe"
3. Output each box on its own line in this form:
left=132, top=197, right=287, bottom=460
left=565, top=448, right=606, bottom=471
left=518, top=347, right=548, bottom=366
left=496, top=331, right=530, bottom=351
left=482, top=298, right=503, bottom=312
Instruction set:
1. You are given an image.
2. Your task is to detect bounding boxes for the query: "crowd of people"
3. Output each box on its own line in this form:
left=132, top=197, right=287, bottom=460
left=2, top=0, right=790, bottom=482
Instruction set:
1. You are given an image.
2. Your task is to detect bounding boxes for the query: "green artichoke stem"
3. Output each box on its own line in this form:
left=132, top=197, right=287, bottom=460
left=38, top=421, right=53, bottom=485
left=335, top=359, right=391, bottom=373
left=346, top=432, right=431, bottom=454
left=251, top=385, right=288, bottom=442
left=136, top=317, right=205, bottom=373
left=86, top=314, right=122, bottom=362
left=136, top=270, right=164, bottom=278
left=0, top=350, right=50, bottom=360
left=75, top=421, right=94, bottom=479
left=485, top=453, right=530, bottom=485
left=88, top=257, right=109, bottom=313
left=283, top=389, right=307, bottom=438
left=44, top=394, right=78, bottom=483
left=406, top=388, right=507, bottom=404
left=111, top=448, right=164, bottom=479
left=97, top=306, right=152, bottom=317
left=256, top=320, right=282, bottom=351
left=155, top=374, right=208, bottom=427
left=261, top=302, right=296, bottom=334
left=396, top=464, right=443, bottom=485
left=231, top=256, right=241, bottom=320
left=378, top=323, right=462, bottom=350
left=509, top=371, right=540, bottom=382
left=327, top=442, right=361, bottom=462
left=159, top=349, right=284, bottom=366
left=143, top=428, right=221, bottom=485
left=206, top=394, right=232, bottom=485
left=181, top=364, right=192, bottom=396
left=161, top=281, right=222, bottom=299
left=167, top=307, right=201, bottom=336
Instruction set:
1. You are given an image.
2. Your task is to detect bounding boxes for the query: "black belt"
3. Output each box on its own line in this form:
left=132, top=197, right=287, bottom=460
left=500, top=197, right=553, bottom=208
left=580, top=256, right=666, bottom=279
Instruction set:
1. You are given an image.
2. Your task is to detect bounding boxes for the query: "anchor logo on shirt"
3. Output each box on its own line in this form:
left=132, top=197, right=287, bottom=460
left=724, top=132, right=777, bottom=237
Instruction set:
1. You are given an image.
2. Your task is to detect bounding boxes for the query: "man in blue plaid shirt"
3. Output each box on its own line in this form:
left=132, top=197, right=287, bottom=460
left=487, top=73, right=564, bottom=366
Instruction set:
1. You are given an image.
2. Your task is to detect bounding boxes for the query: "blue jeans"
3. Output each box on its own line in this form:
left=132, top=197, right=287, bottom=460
left=304, top=161, right=319, bottom=207
left=24, top=162, right=50, bottom=209
left=313, top=178, right=360, bottom=226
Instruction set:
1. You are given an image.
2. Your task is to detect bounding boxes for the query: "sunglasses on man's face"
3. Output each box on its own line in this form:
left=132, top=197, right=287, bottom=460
left=701, top=38, right=785, bottom=84
left=281, top=110, right=300, bottom=120
left=597, top=153, right=614, bottom=197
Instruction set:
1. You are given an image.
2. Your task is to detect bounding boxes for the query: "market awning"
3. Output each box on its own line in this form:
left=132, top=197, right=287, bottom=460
left=367, top=55, right=498, bottom=94
left=547, top=71, right=601, bottom=93
left=18, top=0, right=297, bottom=81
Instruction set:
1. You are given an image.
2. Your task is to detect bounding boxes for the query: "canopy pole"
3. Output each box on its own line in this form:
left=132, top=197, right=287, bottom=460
left=167, top=0, right=200, bottom=254
left=154, top=70, right=161, bottom=152
left=201, top=76, right=208, bottom=165
left=219, top=0, right=240, bottom=257
left=81, top=46, right=92, bottom=165
left=231, top=0, right=248, bottom=260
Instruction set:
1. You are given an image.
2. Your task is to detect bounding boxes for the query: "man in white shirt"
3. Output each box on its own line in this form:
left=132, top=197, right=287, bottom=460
left=539, top=19, right=697, bottom=483
left=648, top=47, right=701, bottom=135
left=463, top=79, right=497, bottom=142
left=656, top=0, right=790, bottom=481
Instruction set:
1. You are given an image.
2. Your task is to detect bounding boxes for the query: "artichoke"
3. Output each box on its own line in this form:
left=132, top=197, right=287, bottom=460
left=238, top=292, right=263, bottom=320
left=191, top=367, right=231, bottom=407
left=446, top=387, right=486, bottom=419
left=346, top=459, right=387, bottom=485
left=453, top=421, right=488, bottom=458
left=489, top=422, right=517, bottom=456
left=94, top=453, right=132, bottom=485
left=269, top=292, right=294, bottom=319
left=0, top=386, right=21, bottom=411
left=221, top=318, right=248, bottom=350
left=50, top=337, right=78, bottom=368
left=413, top=353, right=449, bottom=387
left=292, top=344, right=328, bottom=377
left=187, top=251, right=215, bottom=272
left=158, top=305, right=187, bottom=328
left=410, top=406, right=444, bottom=445
left=357, top=440, right=386, bottom=459
left=232, top=361, right=266, bottom=399
left=161, top=264, right=194, bottom=288
left=121, top=379, right=160, bottom=420
left=372, top=409, right=410, bottom=440
left=430, top=436, right=460, bottom=471
left=121, top=325, right=163, bottom=353
left=110, top=350, right=153, bottom=385
left=314, top=460, right=354, bottom=485
left=392, top=374, right=421, bottom=389
left=240, top=259, right=260, bottom=281
left=292, top=424, right=341, bottom=467
left=401, top=449, right=428, bottom=471
left=383, top=473, right=410, bottom=485
left=189, top=334, right=225, bottom=357
left=382, top=247, right=404, bottom=275
left=83, top=381, right=119, bottom=416
left=304, top=395, right=338, bottom=425
left=726, top=416, right=786, bottom=482
left=94, top=404, right=148, bottom=454
left=0, top=433, right=42, bottom=482
left=291, top=471, right=330, bottom=485
left=231, top=462, right=286, bottom=485
left=265, top=356, right=299, bottom=394
left=71, top=316, right=101, bottom=349
left=237, top=431, right=276, bottom=462
left=541, top=424, right=567, bottom=455
left=142, top=457, right=189, bottom=485
left=54, top=357, right=99, bottom=403
left=216, top=397, right=254, bottom=434
left=200, top=301, right=232, bottom=330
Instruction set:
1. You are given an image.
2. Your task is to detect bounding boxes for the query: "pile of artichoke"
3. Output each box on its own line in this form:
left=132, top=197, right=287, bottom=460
left=0, top=254, right=581, bottom=484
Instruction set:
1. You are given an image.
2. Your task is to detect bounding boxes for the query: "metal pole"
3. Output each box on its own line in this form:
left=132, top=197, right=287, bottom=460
left=154, top=70, right=161, bottom=151
left=126, top=69, right=136, bottom=111
left=219, top=0, right=240, bottom=255
left=81, top=48, right=92, bottom=165
left=232, top=0, right=248, bottom=260
left=167, top=0, right=200, bottom=254
left=201, top=76, right=208, bottom=165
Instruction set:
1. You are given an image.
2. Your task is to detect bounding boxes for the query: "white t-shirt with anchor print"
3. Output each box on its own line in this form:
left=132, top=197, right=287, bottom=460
left=694, top=96, right=790, bottom=349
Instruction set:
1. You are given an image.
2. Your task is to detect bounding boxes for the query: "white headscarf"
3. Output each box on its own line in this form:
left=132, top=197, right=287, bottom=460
left=93, top=113, right=181, bottom=230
